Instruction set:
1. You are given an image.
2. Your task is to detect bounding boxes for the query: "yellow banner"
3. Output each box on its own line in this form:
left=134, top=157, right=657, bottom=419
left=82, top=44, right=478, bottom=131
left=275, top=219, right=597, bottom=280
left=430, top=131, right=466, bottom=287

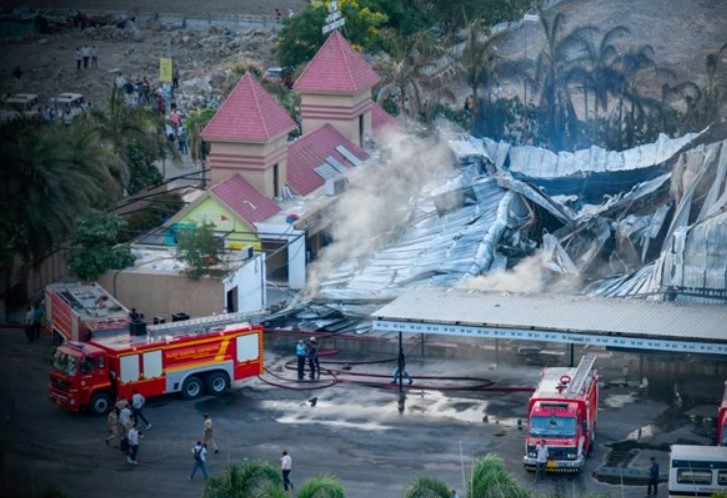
left=159, top=58, right=173, bottom=82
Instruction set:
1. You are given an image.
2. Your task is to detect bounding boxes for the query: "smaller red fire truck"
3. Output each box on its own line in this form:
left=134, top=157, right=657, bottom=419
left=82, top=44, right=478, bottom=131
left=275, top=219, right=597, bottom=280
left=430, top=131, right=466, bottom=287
left=45, top=282, right=130, bottom=343
left=717, top=379, right=727, bottom=446
left=523, top=353, right=599, bottom=473
left=49, top=312, right=264, bottom=415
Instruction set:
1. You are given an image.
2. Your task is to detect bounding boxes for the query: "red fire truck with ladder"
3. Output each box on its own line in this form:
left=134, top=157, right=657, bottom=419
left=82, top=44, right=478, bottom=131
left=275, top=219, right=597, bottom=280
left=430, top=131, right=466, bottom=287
left=48, top=311, right=264, bottom=415
left=523, top=353, right=599, bottom=473
left=717, top=379, right=727, bottom=446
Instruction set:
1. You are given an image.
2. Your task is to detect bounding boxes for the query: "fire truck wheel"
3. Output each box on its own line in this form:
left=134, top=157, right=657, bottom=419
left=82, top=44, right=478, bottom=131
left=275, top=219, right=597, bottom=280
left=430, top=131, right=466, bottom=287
left=90, top=392, right=112, bottom=416
left=205, top=372, right=230, bottom=396
left=181, top=375, right=204, bottom=399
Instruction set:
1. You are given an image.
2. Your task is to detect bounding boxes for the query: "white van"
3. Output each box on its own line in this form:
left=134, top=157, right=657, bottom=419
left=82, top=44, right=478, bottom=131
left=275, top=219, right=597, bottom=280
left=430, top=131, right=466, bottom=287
left=4, top=93, right=39, bottom=113
left=668, top=444, right=727, bottom=497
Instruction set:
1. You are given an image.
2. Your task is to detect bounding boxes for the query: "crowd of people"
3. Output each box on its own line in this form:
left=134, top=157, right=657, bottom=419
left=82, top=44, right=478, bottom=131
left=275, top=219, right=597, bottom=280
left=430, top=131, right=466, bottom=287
left=75, top=45, right=100, bottom=70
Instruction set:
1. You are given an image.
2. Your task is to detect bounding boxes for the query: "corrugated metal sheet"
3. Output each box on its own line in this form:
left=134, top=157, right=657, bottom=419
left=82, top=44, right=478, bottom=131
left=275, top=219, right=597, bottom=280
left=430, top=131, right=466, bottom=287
left=373, top=287, right=727, bottom=341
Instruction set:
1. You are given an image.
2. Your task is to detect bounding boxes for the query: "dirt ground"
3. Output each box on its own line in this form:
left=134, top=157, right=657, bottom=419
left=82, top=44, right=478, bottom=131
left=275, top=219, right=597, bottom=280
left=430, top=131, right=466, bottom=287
left=2, top=0, right=726, bottom=113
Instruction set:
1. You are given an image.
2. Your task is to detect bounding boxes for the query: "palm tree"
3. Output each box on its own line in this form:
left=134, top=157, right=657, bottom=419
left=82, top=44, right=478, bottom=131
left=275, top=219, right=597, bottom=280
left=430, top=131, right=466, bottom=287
left=374, top=28, right=444, bottom=118
left=467, top=453, right=530, bottom=498
left=0, top=120, right=117, bottom=287
left=583, top=26, right=630, bottom=124
left=403, top=476, right=453, bottom=498
left=614, top=45, right=674, bottom=148
left=203, top=459, right=284, bottom=498
left=89, top=87, right=173, bottom=191
left=533, top=12, right=597, bottom=150
left=296, top=473, right=347, bottom=498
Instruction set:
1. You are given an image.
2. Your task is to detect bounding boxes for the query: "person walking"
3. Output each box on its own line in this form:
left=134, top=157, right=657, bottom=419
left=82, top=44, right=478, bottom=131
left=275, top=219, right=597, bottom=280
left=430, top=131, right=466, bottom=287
left=32, top=302, right=44, bottom=340
left=391, top=350, right=413, bottom=385
left=126, top=425, right=140, bottom=465
left=25, top=305, right=34, bottom=343
left=280, top=450, right=293, bottom=491
left=307, top=337, right=320, bottom=380
left=91, top=45, right=98, bottom=68
left=131, top=389, right=152, bottom=429
left=75, top=47, right=82, bottom=70
left=178, top=128, right=188, bottom=155
left=202, top=414, right=219, bottom=454
left=296, top=339, right=307, bottom=380
left=535, top=439, right=549, bottom=482
left=188, top=441, right=209, bottom=481
left=105, top=407, right=119, bottom=447
left=647, top=456, right=660, bottom=496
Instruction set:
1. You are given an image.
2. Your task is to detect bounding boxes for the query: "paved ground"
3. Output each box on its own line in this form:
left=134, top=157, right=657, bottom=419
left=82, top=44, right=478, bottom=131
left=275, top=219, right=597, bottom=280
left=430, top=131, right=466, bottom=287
left=0, top=326, right=721, bottom=498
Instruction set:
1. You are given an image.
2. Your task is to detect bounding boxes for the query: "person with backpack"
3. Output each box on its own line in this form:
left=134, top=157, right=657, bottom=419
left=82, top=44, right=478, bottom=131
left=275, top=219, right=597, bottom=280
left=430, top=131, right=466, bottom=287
left=188, top=441, right=208, bottom=481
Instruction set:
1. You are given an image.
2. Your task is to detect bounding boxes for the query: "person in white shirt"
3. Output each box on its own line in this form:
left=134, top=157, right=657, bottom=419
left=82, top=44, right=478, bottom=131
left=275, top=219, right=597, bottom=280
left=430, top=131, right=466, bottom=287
left=188, top=441, right=208, bottom=480
left=126, top=426, right=140, bottom=464
left=131, top=389, right=151, bottom=429
left=535, top=439, right=549, bottom=482
left=280, top=450, right=293, bottom=491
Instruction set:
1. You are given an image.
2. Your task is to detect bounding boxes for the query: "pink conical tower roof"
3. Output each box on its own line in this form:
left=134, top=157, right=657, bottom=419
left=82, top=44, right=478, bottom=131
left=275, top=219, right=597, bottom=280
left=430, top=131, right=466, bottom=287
left=202, top=73, right=296, bottom=143
left=294, top=30, right=379, bottom=94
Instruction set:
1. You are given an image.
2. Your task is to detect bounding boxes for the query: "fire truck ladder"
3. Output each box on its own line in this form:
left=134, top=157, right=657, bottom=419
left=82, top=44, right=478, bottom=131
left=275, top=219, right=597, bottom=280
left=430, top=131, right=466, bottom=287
left=564, top=353, right=597, bottom=396
left=147, top=310, right=263, bottom=338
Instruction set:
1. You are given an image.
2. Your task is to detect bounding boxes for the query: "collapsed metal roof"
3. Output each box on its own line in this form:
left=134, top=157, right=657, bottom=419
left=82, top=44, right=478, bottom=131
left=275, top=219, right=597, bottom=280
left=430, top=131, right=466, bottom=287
left=309, top=130, right=727, bottom=314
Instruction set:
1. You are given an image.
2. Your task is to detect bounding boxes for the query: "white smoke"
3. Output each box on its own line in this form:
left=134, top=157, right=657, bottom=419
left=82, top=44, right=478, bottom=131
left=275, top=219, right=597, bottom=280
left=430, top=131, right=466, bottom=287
left=304, top=132, right=455, bottom=298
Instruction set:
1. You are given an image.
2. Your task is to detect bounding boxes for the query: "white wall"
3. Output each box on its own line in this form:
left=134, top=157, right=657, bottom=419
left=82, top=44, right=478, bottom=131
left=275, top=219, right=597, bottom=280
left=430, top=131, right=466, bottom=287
left=256, top=222, right=306, bottom=290
left=224, top=252, right=267, bottom=312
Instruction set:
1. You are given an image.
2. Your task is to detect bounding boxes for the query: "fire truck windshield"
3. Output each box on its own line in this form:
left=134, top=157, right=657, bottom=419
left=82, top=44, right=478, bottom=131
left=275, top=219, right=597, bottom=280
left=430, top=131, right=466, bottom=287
left=529, top=415, right=577, bottom=437
left=51, top=349, right=79, bottom=376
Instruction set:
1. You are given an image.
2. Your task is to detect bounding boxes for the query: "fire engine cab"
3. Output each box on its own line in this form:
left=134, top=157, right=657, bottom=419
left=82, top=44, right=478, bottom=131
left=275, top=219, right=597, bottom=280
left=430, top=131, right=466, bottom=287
left=49, top=312, right=264, bottom=415
left=523, top=353, right=599, bottom=473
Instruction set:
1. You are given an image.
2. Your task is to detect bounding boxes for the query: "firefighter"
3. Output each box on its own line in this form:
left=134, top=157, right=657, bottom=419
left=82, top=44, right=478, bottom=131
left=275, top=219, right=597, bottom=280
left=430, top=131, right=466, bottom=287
left=307, top=337, right=320, bottom=380
left=202, top=414, right=219, bottom=454
left=296, top=340, right=306, bottom=380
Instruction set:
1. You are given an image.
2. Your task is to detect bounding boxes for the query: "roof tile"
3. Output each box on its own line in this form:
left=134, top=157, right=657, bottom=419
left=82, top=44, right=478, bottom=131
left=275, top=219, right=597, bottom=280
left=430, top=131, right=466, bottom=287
left=294, top=31, right=379, bottom=94
left=210, top=174, right=281, bottom=224
left=287, top=123, right=369, bottom=196
left=371, top=102, right=400, bottom=134
left=202, top=73, right=296, bottom=142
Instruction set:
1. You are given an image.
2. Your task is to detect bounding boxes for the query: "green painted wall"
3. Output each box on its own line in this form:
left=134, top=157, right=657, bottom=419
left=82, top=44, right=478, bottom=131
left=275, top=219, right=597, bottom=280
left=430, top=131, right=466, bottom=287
left=177, top=196, right=261, bottom=250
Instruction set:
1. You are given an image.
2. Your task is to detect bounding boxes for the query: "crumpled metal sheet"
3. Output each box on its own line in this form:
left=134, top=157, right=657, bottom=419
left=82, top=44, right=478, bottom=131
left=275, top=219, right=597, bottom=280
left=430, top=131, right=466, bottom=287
left=316, top=176, right=527, bottom=302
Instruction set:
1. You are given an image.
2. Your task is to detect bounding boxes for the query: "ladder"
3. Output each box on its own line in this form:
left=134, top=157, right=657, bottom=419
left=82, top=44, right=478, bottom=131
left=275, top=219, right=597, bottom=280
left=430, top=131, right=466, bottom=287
left=147, top=310, right=263, bottom=338
left=564, top=353, right=598, bottom=396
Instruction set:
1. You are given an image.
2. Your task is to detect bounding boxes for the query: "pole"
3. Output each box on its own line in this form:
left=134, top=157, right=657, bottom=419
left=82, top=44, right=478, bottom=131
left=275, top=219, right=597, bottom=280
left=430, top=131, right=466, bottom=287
left=397, top=331, right=405, bottom=414
left=569, top=343, right=575, bottom=367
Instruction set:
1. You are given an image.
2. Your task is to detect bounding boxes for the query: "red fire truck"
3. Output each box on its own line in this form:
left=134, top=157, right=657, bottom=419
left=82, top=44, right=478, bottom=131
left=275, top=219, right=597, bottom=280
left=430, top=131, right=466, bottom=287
left=48, top=312, right=264, bottom=415
left=523, top=353, right=599, bottom=473
left=45, top=282, right=131, bottom=343
left=717, top=379, right=727, bottom=446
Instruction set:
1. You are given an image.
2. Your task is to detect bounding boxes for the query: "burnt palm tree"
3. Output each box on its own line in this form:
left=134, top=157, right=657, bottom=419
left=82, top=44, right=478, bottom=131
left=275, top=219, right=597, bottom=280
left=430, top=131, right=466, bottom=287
left=614, top=45, right=674, bottom=148
left=583, top=26, right=630, bottom=124
left=533, top=12, right=597, bottom=150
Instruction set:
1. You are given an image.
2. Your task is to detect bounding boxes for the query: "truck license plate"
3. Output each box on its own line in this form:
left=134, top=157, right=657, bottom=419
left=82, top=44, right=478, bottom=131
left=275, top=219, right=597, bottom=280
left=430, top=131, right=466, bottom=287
left=546, top=461, right=557, bottom=468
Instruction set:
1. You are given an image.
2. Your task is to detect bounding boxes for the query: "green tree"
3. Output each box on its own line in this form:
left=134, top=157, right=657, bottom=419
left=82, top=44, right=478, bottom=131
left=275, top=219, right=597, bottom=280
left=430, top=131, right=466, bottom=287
left=184, top=107, right=216, bottom=163
left=276, top=0, right=388, bottom=70
left=403, top=476, right=453, bottom=498
left=67, top=210, right=135, bottom=281
left=90, top=87, right=172, bottom=193
left=374, top=28, right=445, bottom=117
left=0, top=121, right=117, bottom=276
left=203, top=459, right=285, bottom=498
left=468, top=453, right=530, bottom=498
left=297, top=473, right=347, bottom=498
left=175, top=222, right=228, bottom=280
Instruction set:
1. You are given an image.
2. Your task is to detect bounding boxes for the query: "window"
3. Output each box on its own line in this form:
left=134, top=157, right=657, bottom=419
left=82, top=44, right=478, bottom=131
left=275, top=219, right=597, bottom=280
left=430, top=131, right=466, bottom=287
left=677, top=469, right=713, bottom=485
left=51, top=350, right=78, bottom=376
left=719, top=470, right=727, bottom=486
left=120, top=354, right=140, bottom=383
left=529, top=416, right=577, bottom=437
left=143, top=350, right=163, bottom=379
left=98, top=356, right=106, bottom=369
left=236, top=334, right=259, bottom=363
left=273, top=163, right=280, bottom=198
